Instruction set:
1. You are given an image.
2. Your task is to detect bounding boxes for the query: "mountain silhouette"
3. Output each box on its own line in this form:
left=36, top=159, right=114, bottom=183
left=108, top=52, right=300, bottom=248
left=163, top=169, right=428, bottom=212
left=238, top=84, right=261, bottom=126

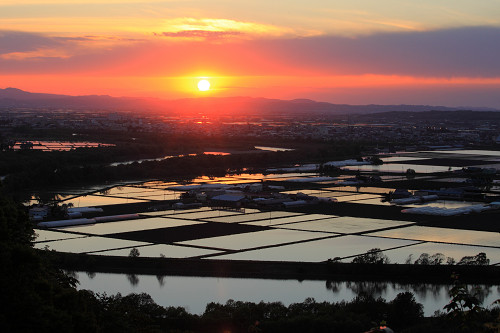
left=0, top=88, right=497, bottom=115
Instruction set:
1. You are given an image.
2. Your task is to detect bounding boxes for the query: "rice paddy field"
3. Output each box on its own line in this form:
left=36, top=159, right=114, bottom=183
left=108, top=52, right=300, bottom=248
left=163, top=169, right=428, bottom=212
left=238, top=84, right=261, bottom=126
left=35, top=149, right=500, bottom=264
left=32, top=149, right=500, bottom=315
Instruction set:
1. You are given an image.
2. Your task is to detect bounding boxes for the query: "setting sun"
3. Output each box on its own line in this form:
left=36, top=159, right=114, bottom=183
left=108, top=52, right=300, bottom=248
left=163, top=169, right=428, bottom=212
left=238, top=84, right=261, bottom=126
left=197, top=79, right=210, bottom=91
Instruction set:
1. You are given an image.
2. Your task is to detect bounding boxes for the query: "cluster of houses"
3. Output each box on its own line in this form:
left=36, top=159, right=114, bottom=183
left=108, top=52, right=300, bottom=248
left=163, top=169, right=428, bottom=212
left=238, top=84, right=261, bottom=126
left=389, top=185, right=493, bottom=204
left=169, top=182, right=337, bottom=211
left=389, top=185, right=500, bottom=216
left=29, top=204, right=104, bottom=222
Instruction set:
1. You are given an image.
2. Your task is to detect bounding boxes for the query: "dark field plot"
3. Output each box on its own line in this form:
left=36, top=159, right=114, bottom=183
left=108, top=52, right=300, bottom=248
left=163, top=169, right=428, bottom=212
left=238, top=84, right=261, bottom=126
left=106, top=222, right=269, bottom=245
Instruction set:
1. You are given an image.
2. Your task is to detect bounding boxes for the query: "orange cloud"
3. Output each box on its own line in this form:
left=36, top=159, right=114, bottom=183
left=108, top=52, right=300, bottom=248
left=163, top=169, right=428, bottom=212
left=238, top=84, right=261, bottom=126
left=154, top=18, right=301, bottom=41
left=155, top=30, right=243, bottom=40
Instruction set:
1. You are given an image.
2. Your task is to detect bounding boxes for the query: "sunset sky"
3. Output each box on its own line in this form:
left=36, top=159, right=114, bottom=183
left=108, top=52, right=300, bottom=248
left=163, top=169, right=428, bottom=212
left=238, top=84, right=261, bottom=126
left=1, top=0, right=500, bottom=107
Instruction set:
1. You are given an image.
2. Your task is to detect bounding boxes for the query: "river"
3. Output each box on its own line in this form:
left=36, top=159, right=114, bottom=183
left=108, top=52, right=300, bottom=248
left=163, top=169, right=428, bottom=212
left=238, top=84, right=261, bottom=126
left=75, top=272, right=500, bottom=316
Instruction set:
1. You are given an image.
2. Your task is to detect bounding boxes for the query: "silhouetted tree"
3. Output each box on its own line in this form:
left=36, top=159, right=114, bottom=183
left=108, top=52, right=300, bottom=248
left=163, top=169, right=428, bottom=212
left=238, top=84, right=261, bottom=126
left=129, top=247, right=140, bottom=258
left=352, top=249, right=389, bottom=264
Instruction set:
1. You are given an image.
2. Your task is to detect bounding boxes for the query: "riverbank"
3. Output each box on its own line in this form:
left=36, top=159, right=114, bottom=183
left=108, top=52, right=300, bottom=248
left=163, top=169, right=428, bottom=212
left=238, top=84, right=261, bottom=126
left=44, top=251, right=500, bottom=284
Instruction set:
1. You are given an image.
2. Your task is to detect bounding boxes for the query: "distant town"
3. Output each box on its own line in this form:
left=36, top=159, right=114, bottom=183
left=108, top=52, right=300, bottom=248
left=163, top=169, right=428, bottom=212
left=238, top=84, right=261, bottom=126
left=2, top=106, right=500, bottom=151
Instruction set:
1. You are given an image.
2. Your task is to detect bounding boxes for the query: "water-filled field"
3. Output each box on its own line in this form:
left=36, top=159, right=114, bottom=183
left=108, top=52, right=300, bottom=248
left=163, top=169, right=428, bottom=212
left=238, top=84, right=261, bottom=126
left=33, top=149, right=500, bottom=315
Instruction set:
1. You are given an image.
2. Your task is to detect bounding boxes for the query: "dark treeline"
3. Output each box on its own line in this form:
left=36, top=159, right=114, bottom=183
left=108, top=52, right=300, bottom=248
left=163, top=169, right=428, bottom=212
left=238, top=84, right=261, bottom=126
left=0, top=131, right=255, bottom=171
left=1, top=151, right=294, bottom=191
left=69, top=292, right=427, bottom=333
left=350, top=248, right=491, bottom=266
left=0, top=137, right=365, bottom=196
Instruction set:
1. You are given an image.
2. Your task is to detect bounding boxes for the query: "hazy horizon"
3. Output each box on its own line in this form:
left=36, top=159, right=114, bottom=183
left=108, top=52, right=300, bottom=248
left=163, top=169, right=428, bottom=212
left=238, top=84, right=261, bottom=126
left=3, top=86, right=500, bottom=112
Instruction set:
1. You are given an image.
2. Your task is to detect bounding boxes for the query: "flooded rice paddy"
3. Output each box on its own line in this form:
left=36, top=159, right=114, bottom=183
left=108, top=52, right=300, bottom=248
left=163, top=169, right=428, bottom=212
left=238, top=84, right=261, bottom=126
left=33, top=149, right=500, bottom=314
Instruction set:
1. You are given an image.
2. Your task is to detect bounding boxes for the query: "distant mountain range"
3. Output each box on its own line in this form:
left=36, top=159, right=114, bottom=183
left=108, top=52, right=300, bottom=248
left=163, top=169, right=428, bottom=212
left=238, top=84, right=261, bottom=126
left=0, top=87, right=497, bottom=115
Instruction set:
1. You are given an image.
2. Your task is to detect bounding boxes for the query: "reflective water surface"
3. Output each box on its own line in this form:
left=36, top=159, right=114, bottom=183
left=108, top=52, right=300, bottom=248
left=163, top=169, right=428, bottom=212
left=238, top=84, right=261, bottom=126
left=369, top=225, right=500, bottom=247
left=211, top=235, right=418, bottom=261
left=344, top=163, right=462, bottom=173
left=35, top=149, right=500, bottom=318
left=75, top=272, right=500, bottom=316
